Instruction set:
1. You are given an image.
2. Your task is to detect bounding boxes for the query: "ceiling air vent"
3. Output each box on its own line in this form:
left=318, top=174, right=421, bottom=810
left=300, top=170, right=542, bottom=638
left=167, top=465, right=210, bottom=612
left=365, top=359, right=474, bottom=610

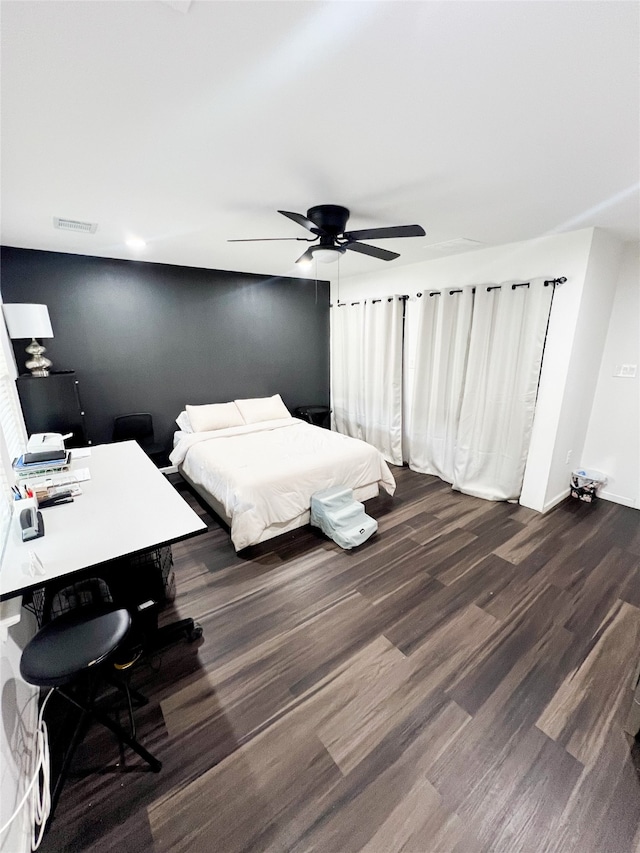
left=53, top=217, right=98, bottom=234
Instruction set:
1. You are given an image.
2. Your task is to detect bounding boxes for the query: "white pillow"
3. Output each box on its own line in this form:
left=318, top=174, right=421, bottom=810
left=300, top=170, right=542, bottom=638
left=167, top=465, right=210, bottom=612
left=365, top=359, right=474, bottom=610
left=175, top=411, right=193, bottom=433
left=234, top=394, right=290, bottom=424
left=185, top=402, right=245, bottom=433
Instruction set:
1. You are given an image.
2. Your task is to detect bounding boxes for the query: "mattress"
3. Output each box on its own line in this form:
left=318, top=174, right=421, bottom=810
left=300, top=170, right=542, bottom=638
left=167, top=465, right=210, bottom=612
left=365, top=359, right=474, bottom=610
left=170, top=418, right=396, bottom=550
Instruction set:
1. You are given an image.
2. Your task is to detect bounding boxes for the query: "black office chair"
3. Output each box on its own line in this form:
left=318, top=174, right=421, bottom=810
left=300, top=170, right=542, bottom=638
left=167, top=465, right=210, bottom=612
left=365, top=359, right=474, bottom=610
left=112, top=413, right=165, bottom=465
left=20, top=604, right=161, bottom=823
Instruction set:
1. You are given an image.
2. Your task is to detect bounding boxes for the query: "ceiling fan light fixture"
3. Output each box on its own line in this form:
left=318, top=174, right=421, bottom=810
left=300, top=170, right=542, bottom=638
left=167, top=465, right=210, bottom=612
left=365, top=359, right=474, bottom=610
left=313, top=246, right=344, bottom=264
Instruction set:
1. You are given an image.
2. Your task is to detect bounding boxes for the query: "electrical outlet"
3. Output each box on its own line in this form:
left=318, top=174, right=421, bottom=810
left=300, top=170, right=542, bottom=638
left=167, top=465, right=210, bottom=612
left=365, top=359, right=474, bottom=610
left=565, top=450, right=572, bottom=464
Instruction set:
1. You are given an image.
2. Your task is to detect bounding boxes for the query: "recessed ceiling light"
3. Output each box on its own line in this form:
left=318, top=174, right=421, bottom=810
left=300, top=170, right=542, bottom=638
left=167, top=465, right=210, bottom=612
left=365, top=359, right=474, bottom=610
left=126, top=237, right=147, bottom=250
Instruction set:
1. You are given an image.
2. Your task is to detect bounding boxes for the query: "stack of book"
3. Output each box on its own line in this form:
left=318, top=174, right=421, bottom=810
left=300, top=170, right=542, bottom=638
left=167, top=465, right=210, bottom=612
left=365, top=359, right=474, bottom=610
left=13, top=450, right=71, bottom=479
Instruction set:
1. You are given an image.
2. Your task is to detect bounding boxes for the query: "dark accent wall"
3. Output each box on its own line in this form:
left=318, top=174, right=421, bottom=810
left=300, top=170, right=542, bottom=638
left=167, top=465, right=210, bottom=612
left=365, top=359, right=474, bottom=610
left=0, top=247, right=330, bottom=451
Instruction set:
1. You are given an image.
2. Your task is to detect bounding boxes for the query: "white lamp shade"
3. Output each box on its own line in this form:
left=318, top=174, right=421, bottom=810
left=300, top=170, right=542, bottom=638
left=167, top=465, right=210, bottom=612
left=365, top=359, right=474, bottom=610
left=2, top=304, right=54, bottom=339
left=313, top=247, right=342, bottom=264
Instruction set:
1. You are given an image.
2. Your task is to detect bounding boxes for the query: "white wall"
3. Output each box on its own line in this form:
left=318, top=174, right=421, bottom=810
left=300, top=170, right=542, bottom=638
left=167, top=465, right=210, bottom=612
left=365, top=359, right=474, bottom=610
left=581, top=241, right=640, bottom=508
left=532, top=228, right=622, bottom=509
left=331, top=227, right=594, bottom=300
left=331, top=227, right=626, bottom=512
left=0, top=614, right=38, bottom=853
left=0, top=296, right=37, bottom=853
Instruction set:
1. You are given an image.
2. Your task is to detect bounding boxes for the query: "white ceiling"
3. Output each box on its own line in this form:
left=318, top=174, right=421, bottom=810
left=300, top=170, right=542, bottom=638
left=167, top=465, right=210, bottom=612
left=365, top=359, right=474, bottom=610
left=1, top=0, right=639, bottom=280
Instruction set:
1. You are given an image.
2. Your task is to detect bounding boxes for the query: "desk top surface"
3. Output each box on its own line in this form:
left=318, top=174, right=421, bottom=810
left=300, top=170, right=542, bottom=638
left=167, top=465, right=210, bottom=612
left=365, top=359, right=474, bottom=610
left=0, top=441, right=206, bottom=600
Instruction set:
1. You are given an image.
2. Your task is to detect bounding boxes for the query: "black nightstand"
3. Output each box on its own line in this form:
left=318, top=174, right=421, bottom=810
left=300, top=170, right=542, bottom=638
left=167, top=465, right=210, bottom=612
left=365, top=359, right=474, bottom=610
left=293, top=405, right=331, bottom=429
left=16, top=370, right=90, bottom=447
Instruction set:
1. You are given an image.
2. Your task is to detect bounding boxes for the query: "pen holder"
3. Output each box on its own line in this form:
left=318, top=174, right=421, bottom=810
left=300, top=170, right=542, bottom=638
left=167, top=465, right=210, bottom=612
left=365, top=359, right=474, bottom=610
left=17, top=497, right=45, bottom=542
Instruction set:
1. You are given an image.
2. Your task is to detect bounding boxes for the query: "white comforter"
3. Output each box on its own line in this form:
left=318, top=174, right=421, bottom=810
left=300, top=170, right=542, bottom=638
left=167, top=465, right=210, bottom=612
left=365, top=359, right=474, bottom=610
left=170, top=418, right=396, bottom=550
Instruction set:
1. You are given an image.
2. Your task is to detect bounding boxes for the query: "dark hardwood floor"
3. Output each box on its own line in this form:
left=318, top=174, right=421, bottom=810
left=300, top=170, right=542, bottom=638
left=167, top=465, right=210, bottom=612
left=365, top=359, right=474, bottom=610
left=39, top=467, right=640, bottom=853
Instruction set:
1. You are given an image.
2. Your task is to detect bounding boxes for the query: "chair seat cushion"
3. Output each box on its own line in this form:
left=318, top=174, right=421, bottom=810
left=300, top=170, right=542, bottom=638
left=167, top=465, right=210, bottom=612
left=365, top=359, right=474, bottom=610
left=20, top=606, right=131, bottom=687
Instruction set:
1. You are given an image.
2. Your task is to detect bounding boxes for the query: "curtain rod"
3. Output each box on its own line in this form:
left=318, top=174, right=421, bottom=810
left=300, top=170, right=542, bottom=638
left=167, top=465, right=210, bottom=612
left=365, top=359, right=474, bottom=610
left=415, top=277, right=567, bottom=297
left=330, top=295, right=410, bottom=307
left=330, top=278, right=566, bottom=306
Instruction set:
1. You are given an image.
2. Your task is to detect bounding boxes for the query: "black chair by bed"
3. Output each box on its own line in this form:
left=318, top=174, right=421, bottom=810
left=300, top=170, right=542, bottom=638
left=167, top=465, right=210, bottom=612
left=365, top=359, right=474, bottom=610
left=112, top=413, right=166, bottom=466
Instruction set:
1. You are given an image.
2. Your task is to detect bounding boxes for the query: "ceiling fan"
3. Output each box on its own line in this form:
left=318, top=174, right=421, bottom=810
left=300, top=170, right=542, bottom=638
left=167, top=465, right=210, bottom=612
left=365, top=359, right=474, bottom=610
left=228, top=205, right=426, bottom=266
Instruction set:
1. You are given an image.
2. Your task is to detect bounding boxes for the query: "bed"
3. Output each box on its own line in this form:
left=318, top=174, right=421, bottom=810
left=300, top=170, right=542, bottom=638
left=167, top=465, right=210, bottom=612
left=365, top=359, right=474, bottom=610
left=169, top=397, right=396, bottom=551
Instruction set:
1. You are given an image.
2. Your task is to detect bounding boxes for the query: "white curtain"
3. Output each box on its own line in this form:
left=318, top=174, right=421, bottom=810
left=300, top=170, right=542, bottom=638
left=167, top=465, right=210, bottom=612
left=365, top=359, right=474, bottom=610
left=452, top=279, right=553, bottom=500
left=331, top=297, right=403, bottom=465
left=331, top=301, right=365, bottom=440
left=407, top=288, right=474, bottom=482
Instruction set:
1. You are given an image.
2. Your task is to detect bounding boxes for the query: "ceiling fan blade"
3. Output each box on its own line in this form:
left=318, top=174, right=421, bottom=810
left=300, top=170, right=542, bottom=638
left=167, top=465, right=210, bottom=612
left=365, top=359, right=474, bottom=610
left=342, top=224, right=426, bottom=241
left=343, top=242, right=400, bottom=261
left=295, top=247, right=316, bottom=265
left=227, top=237, right=314, bottom=242
left=278, top=210, right=325, bottom=234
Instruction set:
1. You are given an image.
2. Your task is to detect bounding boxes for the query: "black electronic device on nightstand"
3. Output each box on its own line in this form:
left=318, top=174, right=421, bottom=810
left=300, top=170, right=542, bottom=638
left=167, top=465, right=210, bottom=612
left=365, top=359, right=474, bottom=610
left=293, top=405, right=331, bottom=429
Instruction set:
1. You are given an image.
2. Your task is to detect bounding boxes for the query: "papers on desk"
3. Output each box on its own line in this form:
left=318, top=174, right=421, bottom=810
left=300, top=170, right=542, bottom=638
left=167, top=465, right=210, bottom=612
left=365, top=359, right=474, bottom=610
left=71, top=448, right=92, bottom=459
left=29, top=550, right=46, bottom=577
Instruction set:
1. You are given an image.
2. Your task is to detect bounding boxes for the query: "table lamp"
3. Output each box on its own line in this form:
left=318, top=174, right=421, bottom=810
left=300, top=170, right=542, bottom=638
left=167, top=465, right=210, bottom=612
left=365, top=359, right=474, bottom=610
left=2, top=303, right=54, bottom=377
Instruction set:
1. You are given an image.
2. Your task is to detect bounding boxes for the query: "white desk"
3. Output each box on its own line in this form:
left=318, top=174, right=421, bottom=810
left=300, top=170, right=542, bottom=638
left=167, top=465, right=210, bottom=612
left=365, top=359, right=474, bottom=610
left=0, top=441, right=206, bottom=601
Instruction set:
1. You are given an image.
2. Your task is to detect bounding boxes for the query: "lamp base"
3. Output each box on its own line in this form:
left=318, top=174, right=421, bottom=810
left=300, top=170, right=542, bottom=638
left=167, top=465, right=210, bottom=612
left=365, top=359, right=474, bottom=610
left=25, top=338, right=52, bottom=377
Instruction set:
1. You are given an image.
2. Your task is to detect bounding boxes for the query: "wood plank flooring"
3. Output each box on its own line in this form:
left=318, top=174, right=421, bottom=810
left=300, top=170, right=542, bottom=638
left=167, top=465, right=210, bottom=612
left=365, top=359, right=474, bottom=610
left=39, top=467, right=640, bottom=853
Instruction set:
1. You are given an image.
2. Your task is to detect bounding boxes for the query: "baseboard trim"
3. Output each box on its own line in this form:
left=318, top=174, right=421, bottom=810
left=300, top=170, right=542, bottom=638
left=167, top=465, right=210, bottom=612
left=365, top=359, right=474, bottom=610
left=542, top=488, right=571, bottom=513
left=597, top=489, right=638, bottom=509
left=541, top=487, right=638, bottom=512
